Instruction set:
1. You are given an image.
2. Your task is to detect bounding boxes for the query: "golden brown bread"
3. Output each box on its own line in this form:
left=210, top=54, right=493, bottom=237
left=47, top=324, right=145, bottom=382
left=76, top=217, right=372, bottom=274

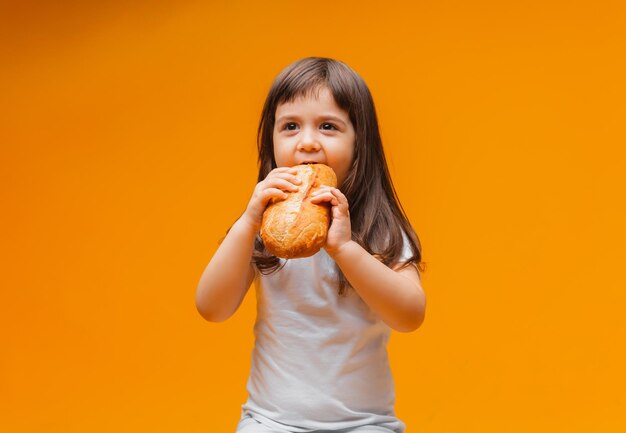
left=260, top=164, right=337, bottom=259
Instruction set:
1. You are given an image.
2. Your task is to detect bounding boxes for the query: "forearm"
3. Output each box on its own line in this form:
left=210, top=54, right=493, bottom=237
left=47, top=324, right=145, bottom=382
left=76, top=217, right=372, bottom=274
left=330, top=241, right=426, bottom=332
left=196, top=216, right=258, bottom=322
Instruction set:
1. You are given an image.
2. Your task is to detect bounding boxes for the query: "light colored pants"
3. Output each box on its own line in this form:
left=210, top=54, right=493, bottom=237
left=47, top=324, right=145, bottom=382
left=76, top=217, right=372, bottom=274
left=236, top=415, right=397, bottom=433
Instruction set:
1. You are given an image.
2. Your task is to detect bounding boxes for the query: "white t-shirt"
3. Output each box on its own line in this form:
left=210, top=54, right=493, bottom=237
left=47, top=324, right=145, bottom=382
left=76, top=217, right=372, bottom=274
left=240, top=241, right=412, bottom=432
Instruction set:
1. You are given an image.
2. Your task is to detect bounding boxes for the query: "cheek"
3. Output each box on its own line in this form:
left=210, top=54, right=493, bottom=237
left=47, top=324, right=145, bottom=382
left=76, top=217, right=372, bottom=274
left=273, top=140, right=295, bottom=168
left=272, top=131, right=279, bottom=153
left=344, top=136, right=356, bottom=167
left=334, top=145, right=355, bottom=186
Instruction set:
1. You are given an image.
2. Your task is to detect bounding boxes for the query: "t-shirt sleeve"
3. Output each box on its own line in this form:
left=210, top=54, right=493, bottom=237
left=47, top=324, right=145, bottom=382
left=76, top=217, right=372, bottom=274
left=400, top=230, right=414, bottom=263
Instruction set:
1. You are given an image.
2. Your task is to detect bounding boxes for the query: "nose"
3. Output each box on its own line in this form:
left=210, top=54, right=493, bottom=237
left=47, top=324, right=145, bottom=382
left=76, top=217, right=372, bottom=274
left=296, top=128, right=321, bottom=152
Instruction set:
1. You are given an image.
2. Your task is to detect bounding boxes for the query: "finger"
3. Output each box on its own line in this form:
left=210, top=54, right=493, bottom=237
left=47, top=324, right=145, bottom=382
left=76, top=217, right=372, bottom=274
left=328, top=187, right=346, bottom=199
left=260, top=188, right=289, bottom=205
left=266, top=171, right=302, bottom=185
left=310, top=186, right=333, bottom=197
left=263, top=178, right=300, bottom=192
left=312, top=188, right=349, bottom=216
left=311, top=188, right=342, bottom=201
left=330, top=188, right=350, bottom=213
left=268, top=173, right=302, bottom=185
left=309, top=191, right=339, bottom=206
left=329, top=187, right=348, bottom=203
left=268, top=166, right=299, bottom=177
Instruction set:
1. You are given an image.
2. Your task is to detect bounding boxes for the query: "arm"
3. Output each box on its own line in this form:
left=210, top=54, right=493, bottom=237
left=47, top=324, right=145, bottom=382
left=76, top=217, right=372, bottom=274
left=195, top=167, right=301, bottom=322
left=331, top=241, right=426, bottom=332
left=195, top=217, right=257, bottom=322
left=310, top=187, right=426, bottom=332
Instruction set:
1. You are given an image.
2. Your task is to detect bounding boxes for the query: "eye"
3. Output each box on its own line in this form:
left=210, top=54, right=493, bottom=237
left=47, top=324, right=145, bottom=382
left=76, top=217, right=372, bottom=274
left=284, top=122, right=298, bottom=131
left=321, top=122, right=337, bottom=131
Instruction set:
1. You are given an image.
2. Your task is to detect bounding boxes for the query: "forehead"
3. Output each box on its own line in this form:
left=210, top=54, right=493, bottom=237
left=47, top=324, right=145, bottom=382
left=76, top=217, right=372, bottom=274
left=275, top=86, right=346, bottom=116
left=278, top=82, right=326, bottom=103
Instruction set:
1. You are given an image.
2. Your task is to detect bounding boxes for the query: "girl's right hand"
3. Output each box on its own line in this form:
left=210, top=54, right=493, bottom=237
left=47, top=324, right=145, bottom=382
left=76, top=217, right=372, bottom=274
left=240, top=167, right=301, bottom=233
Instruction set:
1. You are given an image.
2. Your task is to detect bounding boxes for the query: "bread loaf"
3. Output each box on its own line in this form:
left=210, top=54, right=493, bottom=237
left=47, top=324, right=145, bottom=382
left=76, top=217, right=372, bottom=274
left=260, top=164, right=337, bottom=259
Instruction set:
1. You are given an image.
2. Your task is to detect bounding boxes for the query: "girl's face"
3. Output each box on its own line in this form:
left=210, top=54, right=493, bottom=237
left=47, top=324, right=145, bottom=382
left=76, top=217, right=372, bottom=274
left=273, top=86, right=355, bottom=186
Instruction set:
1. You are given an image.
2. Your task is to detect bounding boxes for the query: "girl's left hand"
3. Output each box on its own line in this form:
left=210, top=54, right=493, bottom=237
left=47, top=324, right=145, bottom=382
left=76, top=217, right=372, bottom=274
left=309, top=187, right=352, bottom=257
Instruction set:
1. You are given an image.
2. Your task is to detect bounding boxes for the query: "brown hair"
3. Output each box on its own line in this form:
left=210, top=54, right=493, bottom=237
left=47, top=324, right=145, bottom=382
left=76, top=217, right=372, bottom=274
left=253, top=57, right=424, bottom=294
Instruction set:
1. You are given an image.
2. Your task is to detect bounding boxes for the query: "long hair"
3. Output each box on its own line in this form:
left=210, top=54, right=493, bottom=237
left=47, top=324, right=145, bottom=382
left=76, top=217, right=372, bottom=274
left=253, top=57, right=424, bottom=294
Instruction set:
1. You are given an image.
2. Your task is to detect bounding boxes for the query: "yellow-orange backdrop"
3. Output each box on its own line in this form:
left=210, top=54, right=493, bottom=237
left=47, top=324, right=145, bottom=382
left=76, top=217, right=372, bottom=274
left=1, top=1, right=625, bottom=432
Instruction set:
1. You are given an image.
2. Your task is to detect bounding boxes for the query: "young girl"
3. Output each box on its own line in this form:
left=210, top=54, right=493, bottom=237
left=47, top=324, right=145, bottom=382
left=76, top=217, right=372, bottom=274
left=196, top=57, right=426, bottom=433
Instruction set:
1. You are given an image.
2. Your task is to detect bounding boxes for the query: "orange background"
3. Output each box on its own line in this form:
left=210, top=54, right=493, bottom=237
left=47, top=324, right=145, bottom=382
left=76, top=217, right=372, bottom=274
left=1, top=1, right=625, bottom=432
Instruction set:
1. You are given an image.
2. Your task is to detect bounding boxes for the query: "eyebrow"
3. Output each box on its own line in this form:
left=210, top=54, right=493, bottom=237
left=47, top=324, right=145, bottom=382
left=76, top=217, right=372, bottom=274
left=275, top=114, right=348, bottom=126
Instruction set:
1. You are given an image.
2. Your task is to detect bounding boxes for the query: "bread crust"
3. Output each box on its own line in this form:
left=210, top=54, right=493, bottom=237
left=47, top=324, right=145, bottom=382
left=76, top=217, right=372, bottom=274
left=260, top=164, right=337, bottom=259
